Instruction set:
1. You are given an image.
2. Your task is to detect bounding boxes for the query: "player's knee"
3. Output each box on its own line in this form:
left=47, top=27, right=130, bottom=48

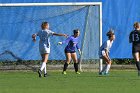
left=66, top=60, right=71, bottom=64
left=108, top=61, right=112, bottom=65
left=73, top=59, right=78, bottom=63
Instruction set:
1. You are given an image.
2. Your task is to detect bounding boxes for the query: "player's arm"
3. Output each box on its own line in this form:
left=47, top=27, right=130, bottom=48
left=104, top=49, right=111, bottom=61
left=129, top=32, right=133, bottom=43
left=104, top=41, right=111, bottom=61
left=58, top=36, right=71, bottom=45
left=76, top=43, right=81, bottom=56
left=53, top=33, right=68, bottom=38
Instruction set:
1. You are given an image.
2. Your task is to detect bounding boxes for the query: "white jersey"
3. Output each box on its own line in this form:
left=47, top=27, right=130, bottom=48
left=99, top=40, right=113, bottom=57
left=37, top=29, right=54, bottom=54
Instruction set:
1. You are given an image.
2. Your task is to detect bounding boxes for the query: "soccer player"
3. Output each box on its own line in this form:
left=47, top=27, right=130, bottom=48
left=129, top=22, right=140, bottom=76
left=58, top=29, right=81, bottom=75
left=32, top=22, right=67, bottom=77
left=99, top=30, right=115, bottom=75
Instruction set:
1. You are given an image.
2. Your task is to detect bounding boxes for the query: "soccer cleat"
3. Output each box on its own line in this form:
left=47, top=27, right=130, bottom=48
left=76, top=71, right=80, bottom=74
left=104, top=72, right=109, bottom=75
left=44, top=73, right=47, bottom=77
left=38, top=69, right=42, bottom=77
left=62, top=71, right=67, bottom=75
left=99, top=72, right=104, bottom=75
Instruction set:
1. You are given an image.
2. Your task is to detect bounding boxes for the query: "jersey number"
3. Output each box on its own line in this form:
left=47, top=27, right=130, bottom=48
left=132, top=33, right=139, bottom=41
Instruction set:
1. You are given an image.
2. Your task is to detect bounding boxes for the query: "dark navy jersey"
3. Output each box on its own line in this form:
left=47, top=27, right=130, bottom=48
left=129, top=30, right=140, bottom=46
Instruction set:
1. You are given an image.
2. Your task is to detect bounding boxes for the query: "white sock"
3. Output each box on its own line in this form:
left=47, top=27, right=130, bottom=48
left=40, top=62, right=46, bottom=71
left=44, top=64, right=47, bottom=74
left=105, top=64, right=111, bottom=73
left=101, top=64, right=107, bottom=72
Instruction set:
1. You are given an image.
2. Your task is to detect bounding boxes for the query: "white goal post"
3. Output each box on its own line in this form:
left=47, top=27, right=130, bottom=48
left=0, top=2, right=102, bottom=72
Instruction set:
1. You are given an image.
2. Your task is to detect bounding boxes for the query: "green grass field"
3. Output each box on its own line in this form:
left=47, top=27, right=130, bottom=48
left=0, top=70, right=140, bottom=93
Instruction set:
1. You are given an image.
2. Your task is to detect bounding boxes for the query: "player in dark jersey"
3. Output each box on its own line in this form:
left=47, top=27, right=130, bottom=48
left=129, top=22, right=140, bottom=76
left=58, top=29, right=81, bottom=75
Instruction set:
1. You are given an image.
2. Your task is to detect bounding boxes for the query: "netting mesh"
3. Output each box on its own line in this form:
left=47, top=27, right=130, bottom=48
left=0, top=5, right=100, bottom=70
left=79, top=6, right=100, bottom=70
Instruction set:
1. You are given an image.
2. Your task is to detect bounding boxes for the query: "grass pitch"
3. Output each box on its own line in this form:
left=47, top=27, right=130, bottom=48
left=0, top=70, right=140, bottom=93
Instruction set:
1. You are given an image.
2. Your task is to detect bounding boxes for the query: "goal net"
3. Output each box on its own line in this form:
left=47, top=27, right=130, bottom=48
left=0, top=3, right=102, bottom=71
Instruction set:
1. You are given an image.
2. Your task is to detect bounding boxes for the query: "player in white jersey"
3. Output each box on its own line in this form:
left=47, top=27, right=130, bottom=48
left=32, top=22, right=67, bottom=77
left=99, top=30, right=115, bottom=75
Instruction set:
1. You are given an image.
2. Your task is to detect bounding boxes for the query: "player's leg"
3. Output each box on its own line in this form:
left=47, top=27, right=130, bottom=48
left=38, top=53, right=49, bottom=77
left=99, top=51, right=108, bottom=74
left=133, top=52, right=140, bottom=76
left=62, top=52, right=71, bottom=74
left=139, top=52, right=140, bottom=76
left=101, top=55, right=111, bottom=75
left=43, top=53, right=49, bottom=77
left=71, top=52, right=80, bottom=74
left=105, top=57, right=111, bottom=75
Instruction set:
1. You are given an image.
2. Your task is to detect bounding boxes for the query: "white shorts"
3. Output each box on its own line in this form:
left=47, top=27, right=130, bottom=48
left=99, top=50, right=106, bottom=58
left=39, top=44, right=50, bottom=54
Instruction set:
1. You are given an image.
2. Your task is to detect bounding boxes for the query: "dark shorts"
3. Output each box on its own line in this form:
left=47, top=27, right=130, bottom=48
left=132, top=46, right=140, bottom=53
left=64, top=49, right=76, bottom=53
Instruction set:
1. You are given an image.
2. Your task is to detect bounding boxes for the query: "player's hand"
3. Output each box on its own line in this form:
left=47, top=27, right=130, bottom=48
left=32, top=34, right=36, bottom=38
left=106, top=58, right=111, bottom=64
left=78, top=49, right=81, bottom=56
left=58, top=42, right=62, bottom=45
left=63, top=34, right=68, bottom=38
left=32, top=38, right=36, bottom=42
left=32, top=34, right=36, bottom=42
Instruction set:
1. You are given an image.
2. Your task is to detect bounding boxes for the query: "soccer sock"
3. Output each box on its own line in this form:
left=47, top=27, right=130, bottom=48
left=40, top=62, right=46, bottom=71
left=63, top=63, right=69, bottom=71
left=136, top=61, right=140, bottom=71
left=101, top=64, right=107, bottom=72
left=44, top=64, right=47, bottom=74
left=74, top=63, right=78, bottom=72
left=105, top=64, right=111, bottom=73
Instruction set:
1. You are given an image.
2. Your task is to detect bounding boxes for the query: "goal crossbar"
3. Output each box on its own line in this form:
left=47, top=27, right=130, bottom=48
left=0, top=2, right=102, bottom=7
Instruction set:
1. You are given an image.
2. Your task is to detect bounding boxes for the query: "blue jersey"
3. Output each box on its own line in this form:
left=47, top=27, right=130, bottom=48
left=62, top=35, right=80, bottom=52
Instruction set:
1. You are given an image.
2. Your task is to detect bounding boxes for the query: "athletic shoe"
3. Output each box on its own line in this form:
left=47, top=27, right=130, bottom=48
left=62, top=71, right=67, bottom=75
left=76, top=71, right=80, bottom=74
left=44, top=73, right=47, bottom=77
left=104, top=72, right=109, bottom=75
left=38, top=69, right=42, bottom=77
left=99, top=72, right=104, bottom=75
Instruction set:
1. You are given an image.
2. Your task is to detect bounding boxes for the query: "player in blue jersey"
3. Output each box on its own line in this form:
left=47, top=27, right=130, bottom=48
left=129, top=22, right=140, bottom=76
left=99, top=30, right=115, bottom=75
left=32, top=22, right=67, bottom=77
left=58, top=29, right=81, bottom=74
